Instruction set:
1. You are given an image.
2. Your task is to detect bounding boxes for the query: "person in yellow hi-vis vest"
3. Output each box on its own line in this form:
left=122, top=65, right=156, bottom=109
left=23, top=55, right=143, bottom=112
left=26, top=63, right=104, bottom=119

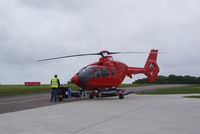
left=51, top=74, right=60, bottom=102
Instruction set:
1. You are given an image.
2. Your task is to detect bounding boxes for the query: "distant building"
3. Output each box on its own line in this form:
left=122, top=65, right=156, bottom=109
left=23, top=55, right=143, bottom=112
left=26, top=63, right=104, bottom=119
left=24, top=82, right=41, bottom=86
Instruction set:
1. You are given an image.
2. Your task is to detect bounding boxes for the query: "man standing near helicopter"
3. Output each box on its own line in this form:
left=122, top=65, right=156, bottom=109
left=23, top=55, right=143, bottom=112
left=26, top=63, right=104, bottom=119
left=51, top=74, right=60, bottom=102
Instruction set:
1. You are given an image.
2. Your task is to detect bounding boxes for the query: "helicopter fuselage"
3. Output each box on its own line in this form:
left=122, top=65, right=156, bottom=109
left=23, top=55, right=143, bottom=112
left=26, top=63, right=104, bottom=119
left=71, top=56, right=128, bottom=89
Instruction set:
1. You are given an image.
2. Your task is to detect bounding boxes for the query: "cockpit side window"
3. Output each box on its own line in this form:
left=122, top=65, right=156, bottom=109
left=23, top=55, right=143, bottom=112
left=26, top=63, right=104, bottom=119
left=101, top=68, right=109, bottom=77
left=93, top=68, right=101, bottom=78
left=111, top=69, right=116, bottom=76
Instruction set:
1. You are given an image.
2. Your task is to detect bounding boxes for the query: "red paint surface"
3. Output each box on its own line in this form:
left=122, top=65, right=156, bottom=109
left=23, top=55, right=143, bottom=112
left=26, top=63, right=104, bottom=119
left=71, top=49, right=159, bottom=90
left=24, top=82, right=41, bottom=86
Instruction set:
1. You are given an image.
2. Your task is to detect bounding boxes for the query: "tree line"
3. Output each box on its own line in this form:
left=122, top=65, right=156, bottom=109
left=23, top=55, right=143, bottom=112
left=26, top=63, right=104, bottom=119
left=133, top=75, right=200, bottom=84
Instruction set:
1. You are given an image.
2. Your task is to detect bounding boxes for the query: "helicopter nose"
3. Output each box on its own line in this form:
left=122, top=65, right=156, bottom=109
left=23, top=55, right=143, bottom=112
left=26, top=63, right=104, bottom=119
left=71, top=74, right=79, bottom=84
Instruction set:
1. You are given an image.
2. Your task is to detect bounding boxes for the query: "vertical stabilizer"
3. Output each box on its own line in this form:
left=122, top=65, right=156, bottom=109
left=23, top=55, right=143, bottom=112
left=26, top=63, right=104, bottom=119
left=144, top=49, right=159, bottom=82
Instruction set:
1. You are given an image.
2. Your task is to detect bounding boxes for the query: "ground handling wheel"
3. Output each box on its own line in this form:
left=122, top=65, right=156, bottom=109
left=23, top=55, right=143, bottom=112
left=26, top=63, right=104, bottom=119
left=89, top=94, right=94, bottom=99
left=119, top=93, right=124, bottom=99
left=57, top=94, right=63, bottom=101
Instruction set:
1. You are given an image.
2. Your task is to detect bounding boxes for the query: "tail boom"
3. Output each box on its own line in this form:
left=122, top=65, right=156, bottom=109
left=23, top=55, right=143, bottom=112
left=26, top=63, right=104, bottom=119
left=127, top=49, right=160, bottom=83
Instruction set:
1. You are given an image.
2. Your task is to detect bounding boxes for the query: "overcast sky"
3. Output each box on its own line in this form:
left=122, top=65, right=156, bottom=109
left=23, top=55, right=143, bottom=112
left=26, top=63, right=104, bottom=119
left=0, top=0, right=200, bottom=84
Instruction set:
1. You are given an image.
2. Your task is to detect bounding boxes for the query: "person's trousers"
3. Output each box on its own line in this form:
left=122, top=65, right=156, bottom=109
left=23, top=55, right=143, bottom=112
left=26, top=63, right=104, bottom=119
left=51, top=88, right=57, bottom=102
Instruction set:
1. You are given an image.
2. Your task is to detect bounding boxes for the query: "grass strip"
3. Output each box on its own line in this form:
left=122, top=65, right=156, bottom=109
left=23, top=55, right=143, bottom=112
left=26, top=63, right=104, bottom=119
left=137, top=85, right=200, bottom=94
left=0, top=84, right=80, bottom=97
left=184, top=96, right=200, bottom=98
left=0, top=84, right=150, bottom=97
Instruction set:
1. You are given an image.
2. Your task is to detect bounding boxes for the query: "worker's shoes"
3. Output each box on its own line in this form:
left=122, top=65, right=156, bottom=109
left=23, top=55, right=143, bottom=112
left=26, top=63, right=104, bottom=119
left=50, top=99, right=57, bottom=102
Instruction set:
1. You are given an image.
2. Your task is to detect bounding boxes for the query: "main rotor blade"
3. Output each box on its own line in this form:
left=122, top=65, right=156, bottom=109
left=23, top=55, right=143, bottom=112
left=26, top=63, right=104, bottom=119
left=38, top=50, right=165, bottom=62
left=38, top=53, right=101, bottom=62
left=109, top=51, right=165, bottom=54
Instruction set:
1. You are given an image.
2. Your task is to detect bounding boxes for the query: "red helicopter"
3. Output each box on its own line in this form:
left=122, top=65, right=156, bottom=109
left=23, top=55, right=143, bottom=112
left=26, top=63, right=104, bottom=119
left=39, top=49, right=159, bottom=99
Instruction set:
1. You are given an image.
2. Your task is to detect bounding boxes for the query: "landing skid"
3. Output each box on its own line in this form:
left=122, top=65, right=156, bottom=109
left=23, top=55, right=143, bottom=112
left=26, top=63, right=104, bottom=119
left=86, top=88, right=126, bottom=99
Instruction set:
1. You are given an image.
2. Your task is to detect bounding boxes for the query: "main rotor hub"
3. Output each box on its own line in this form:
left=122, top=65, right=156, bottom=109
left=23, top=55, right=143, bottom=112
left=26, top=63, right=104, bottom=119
left=100, top=50, right=110, bottom=57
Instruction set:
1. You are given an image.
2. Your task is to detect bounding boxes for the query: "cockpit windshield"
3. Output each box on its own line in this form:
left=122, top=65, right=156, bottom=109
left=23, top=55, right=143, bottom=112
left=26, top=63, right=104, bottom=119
left=78, top=66, right=96, bottom=79
left=78, top=66, right=109, bottom=80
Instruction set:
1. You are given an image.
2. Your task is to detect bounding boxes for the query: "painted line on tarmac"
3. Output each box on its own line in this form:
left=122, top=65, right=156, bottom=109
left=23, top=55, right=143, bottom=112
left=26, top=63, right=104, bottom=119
left=0, top=97, right=49, bottom=105
left=0, top=101, right=17, bottom=105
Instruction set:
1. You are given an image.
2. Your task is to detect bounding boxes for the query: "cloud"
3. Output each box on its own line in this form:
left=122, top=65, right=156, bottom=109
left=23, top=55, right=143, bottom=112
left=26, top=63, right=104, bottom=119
left=0, top=0, right=200, bottom=84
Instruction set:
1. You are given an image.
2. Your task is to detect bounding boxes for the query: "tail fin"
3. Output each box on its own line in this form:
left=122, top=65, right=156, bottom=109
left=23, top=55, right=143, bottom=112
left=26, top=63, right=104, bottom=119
left=144, top=49, right=159, bottom=82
